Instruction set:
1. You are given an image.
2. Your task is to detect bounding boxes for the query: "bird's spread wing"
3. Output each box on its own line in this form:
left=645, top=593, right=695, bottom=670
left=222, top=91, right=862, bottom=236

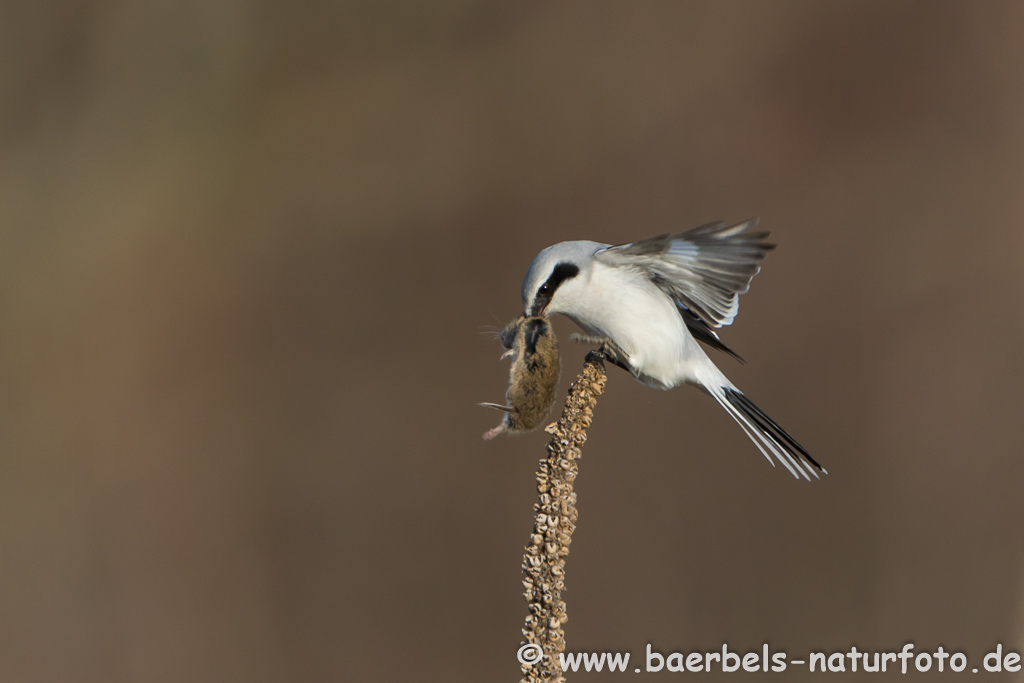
left=676, top=303, right=744, bottom=363
left=594, top=218, right=773, bottom=329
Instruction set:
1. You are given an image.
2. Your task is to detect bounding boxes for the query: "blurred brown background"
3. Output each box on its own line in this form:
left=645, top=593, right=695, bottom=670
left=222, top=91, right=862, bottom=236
left=2, top=1, right=1023, bottom=681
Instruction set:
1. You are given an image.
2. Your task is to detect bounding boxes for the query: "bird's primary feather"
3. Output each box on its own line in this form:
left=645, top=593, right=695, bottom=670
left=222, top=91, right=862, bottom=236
left=595, top=218, right=773, bottom=330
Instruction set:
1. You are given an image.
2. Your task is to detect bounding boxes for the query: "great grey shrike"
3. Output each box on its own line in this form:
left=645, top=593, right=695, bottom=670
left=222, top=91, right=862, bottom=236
left=520, top=218, right=824, bottom=480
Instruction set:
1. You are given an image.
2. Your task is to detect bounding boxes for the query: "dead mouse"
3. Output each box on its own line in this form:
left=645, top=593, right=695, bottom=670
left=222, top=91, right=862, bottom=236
left=480, top=315, right=560, bottom=440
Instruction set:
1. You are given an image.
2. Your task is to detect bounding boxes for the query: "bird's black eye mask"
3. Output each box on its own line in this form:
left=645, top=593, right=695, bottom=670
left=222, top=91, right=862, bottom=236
left=530, top=262, right=579, bottom=316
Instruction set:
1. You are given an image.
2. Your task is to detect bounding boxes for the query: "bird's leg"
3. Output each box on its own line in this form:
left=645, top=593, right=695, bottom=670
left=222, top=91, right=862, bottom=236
left=568, top=334, right=606, bottom=346
left=570, top=334, right=634, bottom=375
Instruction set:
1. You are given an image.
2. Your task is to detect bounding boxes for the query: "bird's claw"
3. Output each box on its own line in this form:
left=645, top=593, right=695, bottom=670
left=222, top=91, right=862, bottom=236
left=572, top=334, right=634, bottom=375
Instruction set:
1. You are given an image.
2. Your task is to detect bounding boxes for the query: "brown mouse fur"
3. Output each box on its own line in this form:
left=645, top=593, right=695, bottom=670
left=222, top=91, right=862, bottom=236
left=481, top=316, right=560, bottom=440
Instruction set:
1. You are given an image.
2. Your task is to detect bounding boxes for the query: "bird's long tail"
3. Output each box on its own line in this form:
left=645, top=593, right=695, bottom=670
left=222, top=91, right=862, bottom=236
left=702, top=379, right=825, bottom=481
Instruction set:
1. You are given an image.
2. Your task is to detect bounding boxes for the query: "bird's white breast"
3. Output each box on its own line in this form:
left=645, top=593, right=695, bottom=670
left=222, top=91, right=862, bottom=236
left=562, top=262, right=704, bottom=389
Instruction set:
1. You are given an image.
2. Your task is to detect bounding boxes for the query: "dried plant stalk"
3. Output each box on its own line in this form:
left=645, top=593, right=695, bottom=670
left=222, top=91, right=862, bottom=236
left=520, top=352, right=607, bottom=683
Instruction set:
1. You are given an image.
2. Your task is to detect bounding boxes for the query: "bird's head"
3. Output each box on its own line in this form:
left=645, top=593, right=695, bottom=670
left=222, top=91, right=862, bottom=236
left=521, top=241, right=599, bottom=317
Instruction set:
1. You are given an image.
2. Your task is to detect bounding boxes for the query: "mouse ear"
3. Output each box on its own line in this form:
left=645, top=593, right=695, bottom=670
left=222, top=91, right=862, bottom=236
left=479, top=402, right=515, bottom=413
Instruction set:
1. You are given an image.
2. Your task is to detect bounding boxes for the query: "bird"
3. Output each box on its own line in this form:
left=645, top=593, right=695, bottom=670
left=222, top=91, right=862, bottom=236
left=480, top=315, right=561, bottom=440
left=519, top=218, right=825, bottom=480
